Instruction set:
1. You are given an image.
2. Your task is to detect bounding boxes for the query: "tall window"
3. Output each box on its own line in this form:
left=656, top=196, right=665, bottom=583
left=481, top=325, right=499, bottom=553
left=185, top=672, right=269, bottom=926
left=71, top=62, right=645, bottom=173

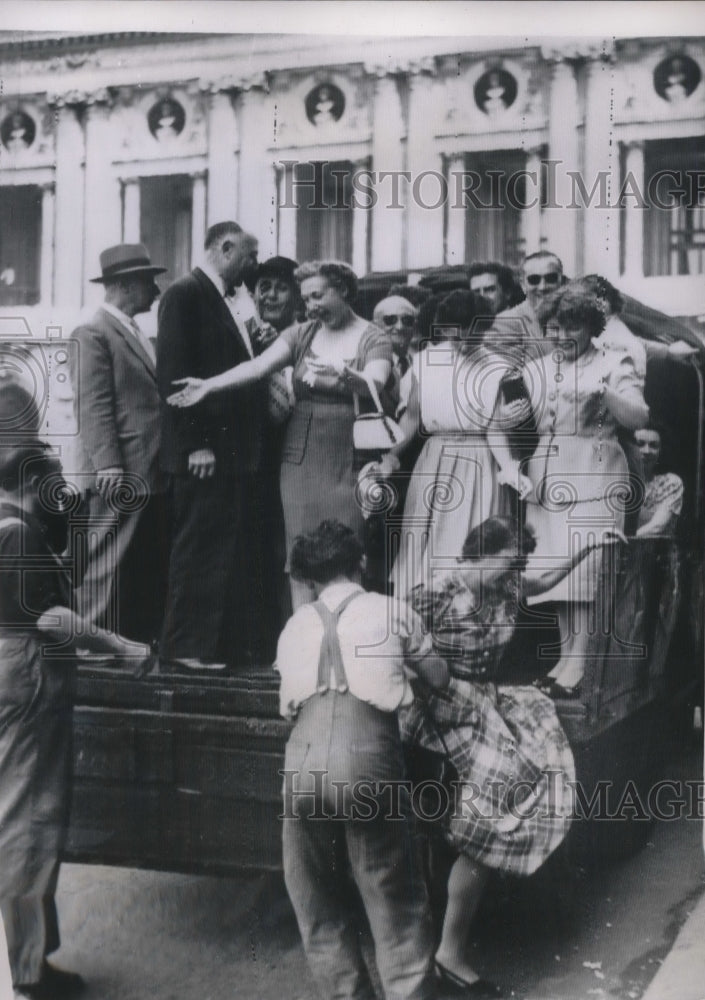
left=0, top=185, right=42, bottom=306
left=293, top=160, right=355, bottom=263
left=463, top=150, right=529, bottom=268
left=139, top=175, right=192, bottom=287
left=643, top=137, right=705, bottom=277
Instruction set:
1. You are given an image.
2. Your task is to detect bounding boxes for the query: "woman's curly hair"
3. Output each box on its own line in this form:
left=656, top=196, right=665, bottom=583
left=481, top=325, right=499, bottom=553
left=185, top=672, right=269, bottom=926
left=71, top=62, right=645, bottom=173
left=294, top=261, right=358, bottom=303
left=461, top=515, right=537, bottom=561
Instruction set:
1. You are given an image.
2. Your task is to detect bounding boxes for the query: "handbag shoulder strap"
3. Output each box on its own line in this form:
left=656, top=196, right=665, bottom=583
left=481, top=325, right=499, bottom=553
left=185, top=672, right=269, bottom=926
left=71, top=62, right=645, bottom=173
left=413, top=682, right=454, bottom=759
left=353, top=369, right=386, bottom=417
left=311, top=590, right=364, bottom=694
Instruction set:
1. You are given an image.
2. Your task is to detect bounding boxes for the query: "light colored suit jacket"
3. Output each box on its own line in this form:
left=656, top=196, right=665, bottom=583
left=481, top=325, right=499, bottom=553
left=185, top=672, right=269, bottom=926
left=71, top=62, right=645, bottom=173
left=70, top=306, right=162, bottom=494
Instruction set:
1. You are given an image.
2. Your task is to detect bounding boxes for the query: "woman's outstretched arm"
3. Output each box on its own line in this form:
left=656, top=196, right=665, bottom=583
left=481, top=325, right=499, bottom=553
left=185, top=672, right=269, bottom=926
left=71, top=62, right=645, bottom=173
left=168, top=337, right=292, bottom=407
left=522, top=530, right=625, bottom=597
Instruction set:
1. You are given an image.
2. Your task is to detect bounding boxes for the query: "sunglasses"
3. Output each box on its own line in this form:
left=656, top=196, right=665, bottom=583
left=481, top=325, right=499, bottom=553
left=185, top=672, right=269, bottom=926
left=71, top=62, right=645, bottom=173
left=525, top=272, right=561, bottom=287
left=380, top=314, right=415, bottom=328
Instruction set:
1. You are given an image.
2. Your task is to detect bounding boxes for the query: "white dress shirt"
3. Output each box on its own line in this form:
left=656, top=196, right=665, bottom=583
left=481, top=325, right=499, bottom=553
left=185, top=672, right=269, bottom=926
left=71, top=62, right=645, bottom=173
left=276, top=580, right=432, bottom=720
left=199, top=260, right=255, bottom=358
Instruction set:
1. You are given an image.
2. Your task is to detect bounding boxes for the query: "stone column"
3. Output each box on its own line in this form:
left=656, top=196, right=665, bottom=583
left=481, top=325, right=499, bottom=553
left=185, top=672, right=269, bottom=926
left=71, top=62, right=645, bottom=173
left=369, top=71, right=406, bottom=272
left=622, top=140, right=645, bottom=279
left=190, top=169, right=208, bottom=263
left=445, top=154, right=466, bottom=266
left=206, top=89, right=238, bottom=225
left=121, top=176, right=141, bottom=242
left=544, top=57, right=580, bottom=273
left=235, top=82, right=271, bottom=245
left=39, top=181, right=56, bottom=305
left=582, top=53, right=620, bottom=278
left=276, top=164, right=297, bottom=259
left=406, top=62, right=445, bottom=269
left=352, top=162, right=369, bottom=275
left=52, top=103, right=85, bottom=308
left=259, top=160, right=279, bottom=261
left=83, top=95, right=122, bottom=307
left=523, top=147, right=543, bottom=256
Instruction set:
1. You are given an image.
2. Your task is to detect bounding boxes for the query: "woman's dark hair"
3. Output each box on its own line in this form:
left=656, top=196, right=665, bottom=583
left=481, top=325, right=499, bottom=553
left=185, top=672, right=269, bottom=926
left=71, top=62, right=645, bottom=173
left=574, top=274, right=624, bottom=316
left=556, top=291, right=606, bottom=339
left=431, top=289, right=493, bottom=346
left=290, top=519, right=364, bottom=584
left=461, top=516, right=536, bottom=560
left=294, top=260, right=358, bottom=303
left=537, top=287, right=606, bottom=339
left=416, top=292, right=445, bottom=344
left=0, top=439, right=57, bottom=493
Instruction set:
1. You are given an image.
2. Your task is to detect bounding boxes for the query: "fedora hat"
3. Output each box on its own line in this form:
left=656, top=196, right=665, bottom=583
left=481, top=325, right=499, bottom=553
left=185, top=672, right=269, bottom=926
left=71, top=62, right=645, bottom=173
left=90, top=243, right=167, bottom=283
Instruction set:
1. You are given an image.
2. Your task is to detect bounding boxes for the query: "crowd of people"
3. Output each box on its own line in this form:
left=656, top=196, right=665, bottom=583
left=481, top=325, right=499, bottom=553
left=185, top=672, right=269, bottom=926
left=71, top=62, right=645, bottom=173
left=0, top=222, right=690, bottom=999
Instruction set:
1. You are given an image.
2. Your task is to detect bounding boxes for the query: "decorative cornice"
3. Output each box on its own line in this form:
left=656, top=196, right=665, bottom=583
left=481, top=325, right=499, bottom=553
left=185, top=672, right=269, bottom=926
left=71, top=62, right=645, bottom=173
left=363, top=55, right=437, bottom=78
left=198, top=71, right=270, bottom=95
left=540, top=40, right=616, bottom=64
left=46, top=87, right=114, bottom=109
left=0, top=32, right=190, bottom=56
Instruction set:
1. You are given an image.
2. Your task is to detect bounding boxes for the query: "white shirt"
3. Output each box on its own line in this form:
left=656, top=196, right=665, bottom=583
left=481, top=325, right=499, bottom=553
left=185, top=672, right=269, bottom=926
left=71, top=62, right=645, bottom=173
left=199, top=260, right=255, bottom=358
left=276, top=581, right=432, bottom=720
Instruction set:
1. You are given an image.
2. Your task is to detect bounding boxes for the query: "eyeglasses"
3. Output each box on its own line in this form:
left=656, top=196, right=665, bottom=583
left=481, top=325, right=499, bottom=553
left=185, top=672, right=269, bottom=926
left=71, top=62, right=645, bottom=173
left=525, top=272, right=561, bottom=287
left=380, top=314, right=416, bottom=328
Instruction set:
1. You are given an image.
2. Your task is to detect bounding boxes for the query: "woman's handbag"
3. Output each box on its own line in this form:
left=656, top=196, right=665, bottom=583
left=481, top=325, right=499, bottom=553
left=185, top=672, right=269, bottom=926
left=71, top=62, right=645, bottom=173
left=352, top=372, right=405, bottom=453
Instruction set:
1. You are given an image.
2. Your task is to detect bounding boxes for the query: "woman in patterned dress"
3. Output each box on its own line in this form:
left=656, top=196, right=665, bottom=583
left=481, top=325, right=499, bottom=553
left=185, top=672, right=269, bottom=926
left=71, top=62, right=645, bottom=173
left=634, top=424, right=684, bottom=537
left=402, top=515, right=618, bottom=995
left=168, top=260, right=395, bottom=609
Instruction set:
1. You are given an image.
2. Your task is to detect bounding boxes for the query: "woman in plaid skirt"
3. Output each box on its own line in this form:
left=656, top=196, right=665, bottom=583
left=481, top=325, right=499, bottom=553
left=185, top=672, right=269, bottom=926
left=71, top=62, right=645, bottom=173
left=400, top=515, right=621, bottom=995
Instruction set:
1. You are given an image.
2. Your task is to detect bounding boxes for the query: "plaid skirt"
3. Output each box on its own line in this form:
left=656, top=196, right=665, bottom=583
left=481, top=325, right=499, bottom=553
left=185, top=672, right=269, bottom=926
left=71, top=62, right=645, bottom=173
left=400, top=678, right=575, bottom=875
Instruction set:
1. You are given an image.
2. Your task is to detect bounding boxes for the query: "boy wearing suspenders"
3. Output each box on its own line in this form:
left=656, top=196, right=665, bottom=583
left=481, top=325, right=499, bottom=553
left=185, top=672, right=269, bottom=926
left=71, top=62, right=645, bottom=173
left=276, top=520, right=448, bottom=1000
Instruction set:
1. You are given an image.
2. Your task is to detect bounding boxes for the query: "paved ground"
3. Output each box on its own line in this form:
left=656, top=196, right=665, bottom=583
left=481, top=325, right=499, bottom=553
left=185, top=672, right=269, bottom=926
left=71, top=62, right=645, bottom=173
left=642, top=889, right=705, bottom=1000
left=42, top=743, right=704, bottom=1000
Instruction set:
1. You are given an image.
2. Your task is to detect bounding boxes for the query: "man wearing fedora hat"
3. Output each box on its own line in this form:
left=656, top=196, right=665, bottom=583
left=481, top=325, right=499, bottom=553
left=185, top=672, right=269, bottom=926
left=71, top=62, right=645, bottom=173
left=70, top=243, right=169, bottom=645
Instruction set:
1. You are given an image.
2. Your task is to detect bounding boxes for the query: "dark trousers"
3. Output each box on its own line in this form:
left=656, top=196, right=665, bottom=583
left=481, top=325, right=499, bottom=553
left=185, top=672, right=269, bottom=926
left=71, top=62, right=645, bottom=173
left=160, top=471, right=274, bottom=664
left=282, top=692, right=435, bottom=1000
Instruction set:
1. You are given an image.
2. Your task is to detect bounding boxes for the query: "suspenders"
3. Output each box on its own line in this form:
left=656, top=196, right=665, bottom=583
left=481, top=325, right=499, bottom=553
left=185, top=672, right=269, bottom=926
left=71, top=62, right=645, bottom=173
left=312, top=590, right=364, bottom=695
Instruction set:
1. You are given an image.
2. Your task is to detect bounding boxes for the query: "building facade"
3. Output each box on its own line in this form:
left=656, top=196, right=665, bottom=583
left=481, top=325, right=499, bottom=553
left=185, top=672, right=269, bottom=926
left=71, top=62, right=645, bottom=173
left=0, top=31, right=703, bottom=323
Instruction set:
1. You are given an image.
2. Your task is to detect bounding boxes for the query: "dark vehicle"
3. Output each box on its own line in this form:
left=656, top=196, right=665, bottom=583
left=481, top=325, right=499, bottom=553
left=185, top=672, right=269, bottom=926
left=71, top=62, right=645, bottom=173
left=1, top=300, right=703, bottom=874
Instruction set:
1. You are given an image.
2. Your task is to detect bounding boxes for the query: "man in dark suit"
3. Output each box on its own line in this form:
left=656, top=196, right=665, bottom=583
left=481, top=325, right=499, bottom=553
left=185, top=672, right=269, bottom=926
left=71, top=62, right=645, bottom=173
left=157, top=221, right=271, bottom=671
left=71, top=243, right=168, bottom=645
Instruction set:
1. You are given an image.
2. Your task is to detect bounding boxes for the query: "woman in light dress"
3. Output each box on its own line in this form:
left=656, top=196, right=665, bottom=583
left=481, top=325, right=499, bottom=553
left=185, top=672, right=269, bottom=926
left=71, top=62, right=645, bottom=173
left=525, top=286, right=649, bottom=695
left=375, top=290, right=531, bottom=600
